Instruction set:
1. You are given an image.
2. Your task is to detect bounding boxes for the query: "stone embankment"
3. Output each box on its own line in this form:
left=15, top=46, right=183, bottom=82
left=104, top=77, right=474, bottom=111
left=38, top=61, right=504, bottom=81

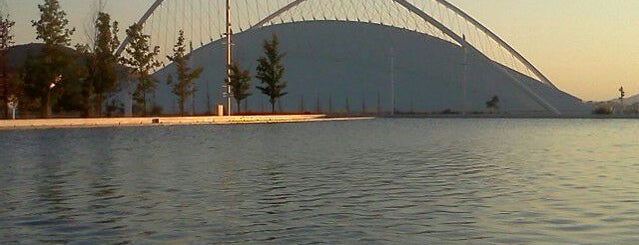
left=0, top=115, right=373, bottom=130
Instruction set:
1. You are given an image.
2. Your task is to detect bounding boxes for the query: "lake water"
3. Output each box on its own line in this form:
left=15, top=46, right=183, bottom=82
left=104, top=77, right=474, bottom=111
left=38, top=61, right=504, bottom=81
left=1, top=118, right=639, bottom=244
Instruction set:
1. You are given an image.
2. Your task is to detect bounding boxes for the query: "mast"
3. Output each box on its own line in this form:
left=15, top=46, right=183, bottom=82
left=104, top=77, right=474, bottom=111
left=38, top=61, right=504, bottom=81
left=224, top=0, right=232, bottom=115
left=619, top=85, right=625, bottom=114
left=390, top=47, right=395, bottom=116
left=461, top=34, right=467, bottom=115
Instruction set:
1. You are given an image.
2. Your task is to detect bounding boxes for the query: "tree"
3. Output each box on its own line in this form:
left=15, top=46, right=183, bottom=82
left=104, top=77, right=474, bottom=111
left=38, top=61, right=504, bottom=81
left=75, top=12, right=120, bottom=117
left=228, top=61, right=251, bottom=113
left=486, top=95, right=499, bottom=112
left=74, top=43, right=95, bottom=116
left=0, top=14, right=14, bottom=50
left=30, top=0, right=75, bottom=118
left=91, top=12, right=120, bottom=116
left=54, top=61, right=88, bottom=114
left=120, top=23, right=161, bottom=116
left=255, top=34, right=287, bottom=113
left=0, top=14, right=15, bottom=118
left=166, top=30, right=202, bottom=115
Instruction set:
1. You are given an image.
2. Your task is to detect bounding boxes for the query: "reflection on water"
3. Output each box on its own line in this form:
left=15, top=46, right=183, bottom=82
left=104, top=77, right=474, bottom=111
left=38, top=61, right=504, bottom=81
left=1, top=119, right=639, bottom=243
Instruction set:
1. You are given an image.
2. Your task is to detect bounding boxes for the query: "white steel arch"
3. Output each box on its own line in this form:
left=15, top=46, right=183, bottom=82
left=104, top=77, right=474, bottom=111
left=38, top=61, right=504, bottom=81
left=433, top=0, right=556, bottom=89
left=245, top=0, right=561, bottom=114
left=117, top=0, right=562, bottom=115
left=115, top=0, right=164, bottom=57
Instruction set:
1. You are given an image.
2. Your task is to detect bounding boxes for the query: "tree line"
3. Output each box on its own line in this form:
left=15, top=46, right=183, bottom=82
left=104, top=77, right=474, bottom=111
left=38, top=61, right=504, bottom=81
left=0, top=0, right=288, bottom=119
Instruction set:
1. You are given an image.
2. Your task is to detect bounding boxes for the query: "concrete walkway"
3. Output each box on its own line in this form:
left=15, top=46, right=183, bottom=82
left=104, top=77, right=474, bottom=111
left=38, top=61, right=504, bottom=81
left=0, top=115, right=373, bottom=130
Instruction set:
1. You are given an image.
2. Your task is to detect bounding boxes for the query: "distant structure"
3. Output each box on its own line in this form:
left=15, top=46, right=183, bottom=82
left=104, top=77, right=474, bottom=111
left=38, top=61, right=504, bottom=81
left=116, top=0, right=587, bottom=115
left=618, top=86, right=625, bottom=114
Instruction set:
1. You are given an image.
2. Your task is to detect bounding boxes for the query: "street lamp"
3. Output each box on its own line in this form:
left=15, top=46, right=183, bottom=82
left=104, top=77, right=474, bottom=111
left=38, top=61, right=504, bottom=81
left=224, top=0, right=232, bottom=116
left=50, top=75, right=62, bottom=89
left=619, top=85, right=626, bottom=115
left=7, top=95, right=17, bottom=120
left=47, top=75, right=62, bottom=116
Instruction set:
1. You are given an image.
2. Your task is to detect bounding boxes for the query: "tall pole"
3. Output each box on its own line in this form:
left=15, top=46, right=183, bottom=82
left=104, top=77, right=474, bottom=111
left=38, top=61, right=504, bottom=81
left=225, top=0, right=232, bottom=116
left=461, top=35, right=467, bottom=115
left=619, top=85, right=625, bottom=114
left=190, top=42, right=196, bottom=115
left=390, top=47, right=395, bottom=116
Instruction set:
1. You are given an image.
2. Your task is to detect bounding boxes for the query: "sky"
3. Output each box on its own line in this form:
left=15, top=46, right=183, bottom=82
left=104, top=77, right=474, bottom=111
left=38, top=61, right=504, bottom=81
left=3, top=0, right=639, bottom=101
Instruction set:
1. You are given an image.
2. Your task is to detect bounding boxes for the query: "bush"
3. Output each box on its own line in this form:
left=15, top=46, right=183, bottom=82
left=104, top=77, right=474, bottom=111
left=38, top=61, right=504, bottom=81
left=151, top=104, right=163, bottom=116
left=105, top=100, right=124, bottom=117
left=440, top=109, right=458, bottom=115
left=593, top=105, right=613, bottom=115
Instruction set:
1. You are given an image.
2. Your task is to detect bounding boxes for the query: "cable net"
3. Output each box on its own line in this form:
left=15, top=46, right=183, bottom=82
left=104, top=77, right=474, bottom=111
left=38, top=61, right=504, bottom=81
left=132, top=0, right=545, bottom=83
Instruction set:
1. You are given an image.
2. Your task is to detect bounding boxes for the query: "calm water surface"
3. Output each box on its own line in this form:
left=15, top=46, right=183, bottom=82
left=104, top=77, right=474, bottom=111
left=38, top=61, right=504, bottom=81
left=1, top=118, right=639, bottom=244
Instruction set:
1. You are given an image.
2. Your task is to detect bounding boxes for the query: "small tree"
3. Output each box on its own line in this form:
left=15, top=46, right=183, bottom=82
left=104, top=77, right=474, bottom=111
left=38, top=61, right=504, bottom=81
left=0, top=14, right=14, bottom=49
left=486, top=95, right=499, bottom=112
left=120, top=23, right=161, bottom=116
left=0, top=14, right=15, bottom=118
left=166, top=30, right=202, bottom=115
left=228, top=61, right=251, bottom=113
left=91, top=12, right=120, bottom=116
left=30, top=0, right=75, bottom=117
left=74, top=44, right=94, bottom=116
left=256, top=34, right=287, bottom=113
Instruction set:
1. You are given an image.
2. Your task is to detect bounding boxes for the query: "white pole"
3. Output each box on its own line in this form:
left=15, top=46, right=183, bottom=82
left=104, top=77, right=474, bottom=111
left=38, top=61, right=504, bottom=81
left=225, top=0, right=232, bottom=116
left=461, top=35, right=467, bottom=115
left=620, top=85, right=625, bottom=114
left=390, top=47, right=395, bottom=116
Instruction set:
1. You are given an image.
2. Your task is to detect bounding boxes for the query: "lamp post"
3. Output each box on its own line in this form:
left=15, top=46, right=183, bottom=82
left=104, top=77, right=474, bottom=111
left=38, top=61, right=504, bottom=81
left=619, top=85, right=625, bottom=114
left=461, top=35, right=468, bottom=115
left=224, top=0, right=232, bottom=116
left=7, top=95, right=17, bottom=120
left=390, top=47, right=395, bottom=116
left=47, top=75, right=62, bottom=117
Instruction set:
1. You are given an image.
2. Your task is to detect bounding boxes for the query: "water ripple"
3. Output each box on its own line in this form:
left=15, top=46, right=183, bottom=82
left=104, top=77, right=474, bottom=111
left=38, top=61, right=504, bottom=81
left=1, top=119, right=639, bottom=243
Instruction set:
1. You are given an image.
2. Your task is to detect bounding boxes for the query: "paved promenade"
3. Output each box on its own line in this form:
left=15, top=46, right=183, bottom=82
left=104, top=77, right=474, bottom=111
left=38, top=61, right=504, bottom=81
left=0, top=115, right=373, bottom=130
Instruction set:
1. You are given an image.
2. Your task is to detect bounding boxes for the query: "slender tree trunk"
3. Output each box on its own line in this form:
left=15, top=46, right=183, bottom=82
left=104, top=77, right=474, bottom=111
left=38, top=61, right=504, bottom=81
left=83, top=93, right=92, bottom=118
left=179, top=99, right=185, bottom=116
left=85, top=86, right=93, bottom=118
left=95, top=93, right=104, bottom=117
left=271, top=101, right=275, bottom=114
left=41, top=91, right=50, bottom=118
left=191, top=93, right=195, bottom=116
left=236, top=100, right=241, bottom=114
left=2, top=54, right=8, bottom=119
left=2, top=81, right=7, bottom=119
left=2, top=82, right=6, bottom=119
left=142, top=90, right=147, bottom=116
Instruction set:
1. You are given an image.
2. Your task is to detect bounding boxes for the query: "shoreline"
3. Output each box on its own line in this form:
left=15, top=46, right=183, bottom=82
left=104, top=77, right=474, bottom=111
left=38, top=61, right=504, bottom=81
left=0, top=115, right=374, bottom=130
left=383, top=114, right=639, bottom=119
left=1, top=113, right=637, bottom=130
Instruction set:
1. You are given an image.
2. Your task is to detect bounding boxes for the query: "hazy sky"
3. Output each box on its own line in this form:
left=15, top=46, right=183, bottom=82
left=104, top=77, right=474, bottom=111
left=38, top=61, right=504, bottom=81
left=4, top=0, right=639, bottom=101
